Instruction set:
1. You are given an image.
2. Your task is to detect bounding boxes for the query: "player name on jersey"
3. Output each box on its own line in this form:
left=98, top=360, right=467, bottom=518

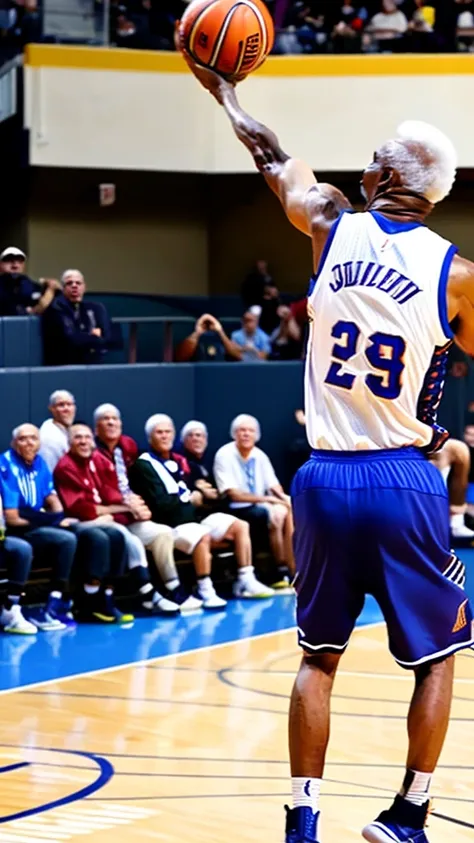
left=329, top=261, right=421, bottom=305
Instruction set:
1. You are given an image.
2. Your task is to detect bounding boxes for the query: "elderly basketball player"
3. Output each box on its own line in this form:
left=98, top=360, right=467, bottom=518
left=179, top=45, right=474, bottom=843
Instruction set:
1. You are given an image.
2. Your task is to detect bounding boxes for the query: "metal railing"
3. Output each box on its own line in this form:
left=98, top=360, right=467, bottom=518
left=112, top=315, right=239, bottom=364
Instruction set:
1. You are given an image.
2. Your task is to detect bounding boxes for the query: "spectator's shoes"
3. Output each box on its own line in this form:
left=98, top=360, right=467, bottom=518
left=25, top=606, right=66, bottom=631
left=144, top=592, right=180, bottom=616
left=0, top=604, right=37, bottom=635
left=77, top=591, right=134, bottom=624
left=233, top=577, right=275, bottom=599
left=163, top=585, right=203, bottom=613
left=102, top=592, right=135, bottom=624
left=285, top=806, right=320, bottom=842
left=196, top=583, right=227, bottom=611
left=47, top=596, right=77, bottom=628
left=271, top=565, right=294, bottom=591
left=362, top=796, right=431, bottom=842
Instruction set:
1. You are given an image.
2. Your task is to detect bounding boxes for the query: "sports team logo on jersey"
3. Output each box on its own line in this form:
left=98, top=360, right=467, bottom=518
left=452, top=599, right=469, bottom=633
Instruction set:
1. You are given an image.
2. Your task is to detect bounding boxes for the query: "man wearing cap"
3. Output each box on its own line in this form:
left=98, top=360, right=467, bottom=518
left=0, top=247, right=59, bottom=316
left=42, top=269, right=114, bottom=365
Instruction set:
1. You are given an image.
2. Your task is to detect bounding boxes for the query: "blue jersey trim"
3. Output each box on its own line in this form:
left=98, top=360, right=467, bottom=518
left=438, top=244, right=457, bottom=340
left=308, top=210, right=349, bottom=294
left=369, top=211, right=425, bottom=234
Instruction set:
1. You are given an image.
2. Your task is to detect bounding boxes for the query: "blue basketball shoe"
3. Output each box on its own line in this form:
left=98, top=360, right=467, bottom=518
left=285, top=806, right=320, bottom=842
left=362, top=795, right=431, bottom=842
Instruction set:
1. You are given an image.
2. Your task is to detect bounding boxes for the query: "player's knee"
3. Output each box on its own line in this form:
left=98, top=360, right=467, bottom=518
left=414, top=653, right=454, bottom=686
left=301, top=651, right=341, bottom=678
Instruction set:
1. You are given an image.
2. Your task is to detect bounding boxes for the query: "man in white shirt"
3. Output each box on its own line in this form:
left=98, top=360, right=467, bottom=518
left=213, top=414, right=295, bottom=587
left=369, top=0, right=408, bottom=42
left=39, top=390, right=76, bottom=472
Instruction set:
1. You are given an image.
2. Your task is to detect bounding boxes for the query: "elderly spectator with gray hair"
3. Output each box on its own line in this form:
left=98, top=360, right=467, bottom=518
left=0, top=423, right=78, bottom=631
left=179, top=420, right=219, bottom=500
left=42, top=269, right=114, bottom=366
left=129, top=414, right=274, bottom=604
left=39, top=390, right=77, bottom=472
left=213, top=414, right=295, bottom=588
left=94, top=403, right=202, bottom=612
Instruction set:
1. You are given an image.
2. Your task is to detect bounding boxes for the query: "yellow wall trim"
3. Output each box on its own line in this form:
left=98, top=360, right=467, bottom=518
left=25, top=43, right=474, bottom=76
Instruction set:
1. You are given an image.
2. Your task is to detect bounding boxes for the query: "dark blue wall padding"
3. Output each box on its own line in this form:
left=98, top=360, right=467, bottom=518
left=28, top=367, right=89, bottom=430
left=81, top=364, right=196, bottom=448
left=0, top=369, right=30, bottom=445
left=0, top=363, right=305, bottom=483
left=2, top=317, right=43, bottom=368
left=195, top=361, right=304, bottom=482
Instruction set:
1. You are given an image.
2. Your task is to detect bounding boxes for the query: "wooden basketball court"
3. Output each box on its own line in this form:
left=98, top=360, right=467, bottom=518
left=0, top=617, right=472, bottom=842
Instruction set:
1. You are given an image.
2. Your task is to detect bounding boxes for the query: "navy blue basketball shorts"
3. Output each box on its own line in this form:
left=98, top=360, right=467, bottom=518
left=291, top=447, right=474, bottom=668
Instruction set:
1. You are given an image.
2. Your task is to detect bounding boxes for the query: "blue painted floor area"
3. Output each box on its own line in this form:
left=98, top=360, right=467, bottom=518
left=0, top=548, right=472, bottom=693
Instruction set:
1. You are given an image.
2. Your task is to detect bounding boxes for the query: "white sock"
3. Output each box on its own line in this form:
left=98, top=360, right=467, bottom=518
left=450, top=513, right=465, bottom=529
left=166, top=578, right=180, bottom=591
left=197, top=576, right=215, bottom=595
left=292, top=777, right=321, bottom=813
left=139, top=583, right=154, bottom=597
left=105, top=588, right=113, bottom=597
left=84, top=584, right=100, bottom=595
left=238, top=565, right=255, bottom=582
left=400, top=769, right=432, bottom=807
left=50, top=590, right=62, bottom=599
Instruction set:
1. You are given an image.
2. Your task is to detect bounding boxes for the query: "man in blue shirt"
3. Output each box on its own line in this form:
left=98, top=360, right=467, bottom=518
left=0, top=423, right=78, bottom=631
left=231, top=310, right=271, bottom=362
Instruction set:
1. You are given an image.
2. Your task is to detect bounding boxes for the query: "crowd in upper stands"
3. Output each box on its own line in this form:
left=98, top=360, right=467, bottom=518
left=0, top=1, right=473, bottom=59
left=0, top=399, right=295, bottom=636
left=0, top=246, right=306, bottom=365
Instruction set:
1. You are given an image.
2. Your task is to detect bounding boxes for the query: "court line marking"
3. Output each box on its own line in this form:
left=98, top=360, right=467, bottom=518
left=0, top=749, right=114, bottom=825
left=0, top=621, right=385, bottom=698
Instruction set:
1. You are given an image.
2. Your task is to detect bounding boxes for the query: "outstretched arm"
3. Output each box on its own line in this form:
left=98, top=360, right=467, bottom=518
left=177, top=42, right=351, bottom=237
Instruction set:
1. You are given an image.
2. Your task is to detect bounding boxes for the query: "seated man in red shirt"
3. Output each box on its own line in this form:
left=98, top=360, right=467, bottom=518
left=54, top=424, right=180, bottom=616
left=94, top=403, right=201, bottom=611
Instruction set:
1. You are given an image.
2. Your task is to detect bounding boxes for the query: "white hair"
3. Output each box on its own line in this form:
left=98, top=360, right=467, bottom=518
left=230, top=414, right=261, bottom=442
left=12, top=423, right=38, bottom=440
left=180, top=420, right=208, bottom=443
left=49, top=389, right=75, bottom=407
left=377, top=121, right=457, bottom=204
left=145, top=413, right=175, bottom=442
left=61, top=269, right=84, bottom=285
left=93, top=403, right=121, bottom=425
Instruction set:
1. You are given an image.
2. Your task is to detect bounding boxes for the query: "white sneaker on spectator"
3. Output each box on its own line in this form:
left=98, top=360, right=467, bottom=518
left=163, top=584, right=203, bottom=613
left=150, top=593, right=180, bottom=615
left=451, top=513, right=474, bottom=539
left=196, top=579, right=227, bottom=610
left=180, top=594, right=204, bottom=612
left=233, top=571, right=275, bottom=599
left=0, top=604, right=37, bottom=635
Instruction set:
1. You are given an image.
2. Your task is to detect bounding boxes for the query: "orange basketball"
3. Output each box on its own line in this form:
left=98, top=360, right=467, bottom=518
left=179, top=0, right=274, bottom=81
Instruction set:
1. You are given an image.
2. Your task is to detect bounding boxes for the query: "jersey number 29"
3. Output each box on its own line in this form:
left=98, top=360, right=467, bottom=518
left=324, top=319, right=406, bottom=400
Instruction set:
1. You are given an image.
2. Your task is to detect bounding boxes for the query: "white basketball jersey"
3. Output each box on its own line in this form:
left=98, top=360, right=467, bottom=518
left=305, top=210, right=456, bottom=451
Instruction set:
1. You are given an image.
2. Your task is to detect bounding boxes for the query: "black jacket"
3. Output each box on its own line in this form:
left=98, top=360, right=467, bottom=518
left=0, top=273, right=43, bottom=316
left=42, top=294, right=113, bottom=365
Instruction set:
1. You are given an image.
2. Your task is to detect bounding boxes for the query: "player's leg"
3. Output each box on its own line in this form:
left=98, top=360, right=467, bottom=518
left=363, top=453, right=473, bottom=843
left=287, top=456, right=364, bottom=843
